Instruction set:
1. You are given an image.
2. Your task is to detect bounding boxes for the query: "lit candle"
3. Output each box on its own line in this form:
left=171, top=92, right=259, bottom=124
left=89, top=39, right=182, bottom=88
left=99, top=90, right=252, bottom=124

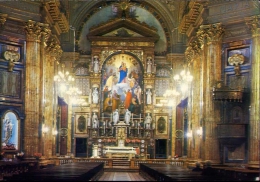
left=137, top=120, right=139, bottom=134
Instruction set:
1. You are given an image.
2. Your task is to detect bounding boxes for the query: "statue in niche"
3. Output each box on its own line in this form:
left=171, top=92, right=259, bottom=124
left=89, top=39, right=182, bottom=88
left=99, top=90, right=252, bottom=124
left=146, top=89, right=152, bottom=105
left=93, top=56, right=99, bottom=73
left=144, top=113, right=152, bottom=129
left=92, top=112, right=99, bottom=128
left=92, top=87, right=99, bottom=104
left=146, top=57, right=153, bottom=73
left=228, top=53, right=245, bottom=76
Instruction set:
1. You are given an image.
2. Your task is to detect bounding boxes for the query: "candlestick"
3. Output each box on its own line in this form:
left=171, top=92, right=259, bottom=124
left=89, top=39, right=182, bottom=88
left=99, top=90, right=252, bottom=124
left=137, top=120, right=139, bottom=134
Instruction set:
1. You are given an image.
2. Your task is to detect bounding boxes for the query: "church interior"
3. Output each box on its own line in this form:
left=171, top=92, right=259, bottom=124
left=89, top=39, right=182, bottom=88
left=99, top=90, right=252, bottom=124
left=0, top=0, right=260, bottom=181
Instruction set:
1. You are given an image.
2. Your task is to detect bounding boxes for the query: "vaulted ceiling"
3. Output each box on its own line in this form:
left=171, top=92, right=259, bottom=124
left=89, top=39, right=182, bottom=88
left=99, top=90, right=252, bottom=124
left=61, top=0, right=189, bottom=55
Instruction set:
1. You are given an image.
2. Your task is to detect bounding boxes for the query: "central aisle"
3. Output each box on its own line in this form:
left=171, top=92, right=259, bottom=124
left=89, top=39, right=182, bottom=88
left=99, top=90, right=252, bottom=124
left=98, top=172, right=146, bottom=181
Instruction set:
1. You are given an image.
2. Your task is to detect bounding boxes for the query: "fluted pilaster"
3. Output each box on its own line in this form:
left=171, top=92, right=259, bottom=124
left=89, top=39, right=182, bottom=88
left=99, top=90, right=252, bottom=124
left=245, top=15, right=260, bottom=164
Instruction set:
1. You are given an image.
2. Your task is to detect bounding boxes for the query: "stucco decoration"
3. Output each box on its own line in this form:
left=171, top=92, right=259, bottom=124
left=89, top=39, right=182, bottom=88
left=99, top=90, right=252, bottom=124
left=3, top=50, right=20, bottom=72
left=228, top=53, right=245, bottom=76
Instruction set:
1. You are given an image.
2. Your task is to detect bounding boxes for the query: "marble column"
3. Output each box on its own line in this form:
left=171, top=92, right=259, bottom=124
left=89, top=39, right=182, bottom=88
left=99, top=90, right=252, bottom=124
left=185, top=39, right=202, bottom=159
left=245, top=15, right=260, bottom=164
left=24, top=20, right=47, bottom=157
left=45, top=39, right=62, bottom=157
left=197, top=23, right=224, bottom=163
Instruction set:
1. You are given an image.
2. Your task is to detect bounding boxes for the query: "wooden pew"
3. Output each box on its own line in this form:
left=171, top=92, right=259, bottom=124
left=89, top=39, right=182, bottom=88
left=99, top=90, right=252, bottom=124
left=139, top=163, right=234, bottom=181
left=7, top=162, right=104, bottom=181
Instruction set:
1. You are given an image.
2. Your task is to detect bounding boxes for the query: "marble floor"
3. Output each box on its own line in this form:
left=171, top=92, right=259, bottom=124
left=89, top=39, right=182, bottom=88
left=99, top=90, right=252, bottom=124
left=98, top=172, right=146, bottom=181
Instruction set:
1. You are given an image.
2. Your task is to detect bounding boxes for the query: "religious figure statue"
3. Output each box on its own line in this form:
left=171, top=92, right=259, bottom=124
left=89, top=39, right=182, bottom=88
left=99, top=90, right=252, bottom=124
left=92, top=112, right=99, bottom=128
left=93, top=56, right=99, bottom=73
left=3, top=118, right=13, bottom=145
left=147, top=57, right=152, bottom=73
left=146, top=89, right=152, bottom=105
left=113, top=109, right=119, bottom=125
left=144, top=113, right=152, bottom=129
left=92, top=87, right=99, bottom=104
left=124, top=109, right=131, bottom=124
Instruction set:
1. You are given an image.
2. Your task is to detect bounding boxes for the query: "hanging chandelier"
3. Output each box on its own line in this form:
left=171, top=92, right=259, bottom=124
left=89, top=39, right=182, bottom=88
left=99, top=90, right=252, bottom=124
left=54, top=64, right=76, bottom=93
left=173, top=69, right=193, bottom=93
left=161, top=64, right=193, bottom=106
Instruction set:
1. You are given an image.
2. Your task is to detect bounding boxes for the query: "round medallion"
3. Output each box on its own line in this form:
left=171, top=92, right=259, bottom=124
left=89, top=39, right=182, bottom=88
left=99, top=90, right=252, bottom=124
left=59, top=128, right=68, bottom=136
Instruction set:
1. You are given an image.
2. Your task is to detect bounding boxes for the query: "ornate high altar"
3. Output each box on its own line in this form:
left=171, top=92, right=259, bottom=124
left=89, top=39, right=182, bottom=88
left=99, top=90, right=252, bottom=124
left=83, top=7, right=160, bottom=159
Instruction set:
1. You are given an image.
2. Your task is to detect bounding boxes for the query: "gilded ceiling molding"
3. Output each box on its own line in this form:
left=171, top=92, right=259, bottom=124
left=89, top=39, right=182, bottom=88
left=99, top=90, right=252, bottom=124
left=92, top=41, right=154, bottom=48
left=245, top=15, right=260, bottom=37
left=179, top=1, right=208, bottom=35
left=44, top=1, right=69, bottom=33
left=196, top=23, right=225, bottom=44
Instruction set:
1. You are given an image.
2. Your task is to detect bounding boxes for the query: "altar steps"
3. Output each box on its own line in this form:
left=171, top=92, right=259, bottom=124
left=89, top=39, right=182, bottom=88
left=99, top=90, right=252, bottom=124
left=113, top=159, right=130, bottom=166
left=104, top=166, right=139, bottom=172
left=104, top=159, right=139, bottom=172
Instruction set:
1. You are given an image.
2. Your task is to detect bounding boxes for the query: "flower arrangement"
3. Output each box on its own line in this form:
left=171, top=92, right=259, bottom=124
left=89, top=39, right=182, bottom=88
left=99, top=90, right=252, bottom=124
left=17, top=151, right=24, bottom=157
left=34, top=152, right=42, bottom=159
left=16, top=151, right=24, bottom=160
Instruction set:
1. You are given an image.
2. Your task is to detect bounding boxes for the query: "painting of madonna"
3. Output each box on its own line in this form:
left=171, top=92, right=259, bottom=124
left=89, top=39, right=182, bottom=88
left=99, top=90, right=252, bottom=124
left=102, top=54, right=143, bottom=116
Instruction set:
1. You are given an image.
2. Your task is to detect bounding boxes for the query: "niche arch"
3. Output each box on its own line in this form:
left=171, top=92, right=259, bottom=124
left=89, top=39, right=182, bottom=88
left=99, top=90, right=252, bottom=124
left=1, top=110, right=20, bottom=151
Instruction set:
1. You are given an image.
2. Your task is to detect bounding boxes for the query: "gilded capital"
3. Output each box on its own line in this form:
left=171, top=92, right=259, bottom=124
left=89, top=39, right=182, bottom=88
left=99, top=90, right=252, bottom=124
left=185, top=39, right=201, bottom=62
left=24, top=20, right=45, bottom=42
left=197, top=23, right=225, bottom=44
left=46, top=38, right=63, bottom=61
left=245, top=15, right=260, bottom=37
left=41, top=24, right=51, bottom=43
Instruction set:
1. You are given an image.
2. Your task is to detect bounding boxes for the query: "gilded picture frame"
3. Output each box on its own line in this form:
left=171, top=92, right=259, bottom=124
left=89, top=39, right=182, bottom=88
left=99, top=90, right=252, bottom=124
left=75, top=113, right=90, bottom=134
left=155, top=115, right=168, bottom=136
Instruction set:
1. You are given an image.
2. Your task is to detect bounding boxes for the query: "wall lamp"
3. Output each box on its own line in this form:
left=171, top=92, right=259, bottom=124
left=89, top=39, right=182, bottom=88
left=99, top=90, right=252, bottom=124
left=52, top=129, right=58, bottom=136
left=186, top=131, right=192, bottom=138
left=196, top=127, right=203, bottom=137
left=42, top=124, right=49, bottom=134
